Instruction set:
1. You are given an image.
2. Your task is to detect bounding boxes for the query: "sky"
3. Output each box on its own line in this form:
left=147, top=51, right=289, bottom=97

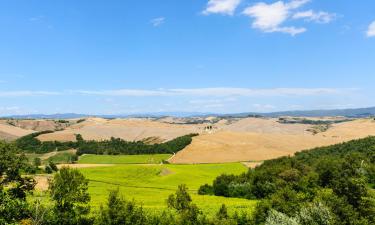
left=0, top=0, right=374, bottom=116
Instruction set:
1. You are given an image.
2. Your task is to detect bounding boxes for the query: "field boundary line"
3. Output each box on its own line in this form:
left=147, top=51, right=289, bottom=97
left=88, top=179, right=197, bottom=192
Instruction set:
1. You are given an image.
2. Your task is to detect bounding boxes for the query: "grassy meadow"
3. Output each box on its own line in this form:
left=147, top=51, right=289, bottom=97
left=78, top=154, right=172, bottom=164
left=78, top=162, right=256, bottom=216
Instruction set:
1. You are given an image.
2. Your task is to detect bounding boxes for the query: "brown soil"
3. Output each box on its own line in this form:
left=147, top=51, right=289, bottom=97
left=34, top=175, right=52, bottom=191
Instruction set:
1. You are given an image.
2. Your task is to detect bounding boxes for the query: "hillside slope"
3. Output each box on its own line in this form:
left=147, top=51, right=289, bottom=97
left=171, top=118, right=375, bottom=163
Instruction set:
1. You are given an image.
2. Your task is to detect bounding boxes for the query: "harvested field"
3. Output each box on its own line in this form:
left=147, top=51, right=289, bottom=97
left=0, top=123, right=35, bottom=141
left=38, top=118, right=204, bottom=142
left=0, top=119, right=71, bottom=132
left=170, top=118, right=375, bottom=164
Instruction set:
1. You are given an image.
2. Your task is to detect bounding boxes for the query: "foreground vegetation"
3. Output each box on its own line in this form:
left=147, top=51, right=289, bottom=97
left=199, top=137, right=375, bottom=224
left=1, top=140, right=255, bottom=224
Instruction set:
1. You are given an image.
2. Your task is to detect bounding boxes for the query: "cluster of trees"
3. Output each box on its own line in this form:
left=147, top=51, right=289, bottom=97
left=15, top=132, right=197, bottom=156
left=15, top=131, right=77, bottom=153
left=278, top=117, right=351, bottom=125
left=76, top=134, right=197, bottom=155
left=199, top=137, right=375, bottom=224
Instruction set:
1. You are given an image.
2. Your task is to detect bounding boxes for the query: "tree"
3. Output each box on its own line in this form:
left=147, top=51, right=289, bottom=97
left=265, top=210, right=299, bottom=225
left=212, top=174, right=236, bottom=197
left=167, top=185, right=202, bottom=225
left=216, top=204, right=229, bottom=220
left=0, top=141, right=35, bottom=224
left=48, top=161, right=58, bottom=172
left=97, top=189, right=146, bottom=225
left=49, top=167, right=91, bottom=225
left=167, top=184, right=192, bottom=212
left=296, top=202, right=333, bottom=225
left=34, top=157, right=42, bottom=167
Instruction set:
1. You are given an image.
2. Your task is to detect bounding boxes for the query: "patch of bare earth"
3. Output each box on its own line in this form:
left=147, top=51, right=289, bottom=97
left=34, top=175, right=52, bottom=191
left=242, top=162, right=263, bottom=168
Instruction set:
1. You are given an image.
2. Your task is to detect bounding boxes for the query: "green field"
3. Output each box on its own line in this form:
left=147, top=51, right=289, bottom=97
left=78, top=163, right=256, bottom=216
left=78, top=154, right=172, bottom=164
left=25, top=150, right=76, bottom=165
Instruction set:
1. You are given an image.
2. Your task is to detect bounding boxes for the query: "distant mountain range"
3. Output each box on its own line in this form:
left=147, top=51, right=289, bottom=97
left=2, top=107, right=375, bottom=119
left=259, top=107, right=375, bottom=118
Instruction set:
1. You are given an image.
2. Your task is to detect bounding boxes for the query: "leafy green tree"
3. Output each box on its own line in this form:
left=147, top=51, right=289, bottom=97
left=265, top=210, right=299, bottom=225
left=216, top=204, right=229, bottom=220
left=212, top=174, right=236, bottom=197
left=167, top=184, right=192, bottom=212
left=34, top=157, right=42, bottom=167
left=49, top=167, right=91, bottom=225
left=45, top=165, right=53, bottom=174
left=0, top=141, right=35, bottom=224
left=48, top=161, right=59, bottom=172
left=96, top=189, right=146, bottom=225
left=296, top=202, right=333, bottom=225
left=167, top=184, right=203, bottom=225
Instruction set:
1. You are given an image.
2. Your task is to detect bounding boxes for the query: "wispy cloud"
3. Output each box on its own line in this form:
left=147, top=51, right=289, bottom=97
left=293, top=10, right=336, bottom=24
left=150, top=17, right=165, bottom=27
left=73, top=87, right=354, bottom=97
left=75, top=89, right=169, bottom=97
left=0, top=91, right=60, bottom=97
left=29, top=15, right=44, bottom=22
left=367, top=20, right=375, bottom=37
left=203, top=0, right=242, bottom=15
left=0, top=88, right=356, bottom=98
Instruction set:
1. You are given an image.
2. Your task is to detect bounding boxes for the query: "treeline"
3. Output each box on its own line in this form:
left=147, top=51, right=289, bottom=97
left=15, top=131, right=197, bottom=155
left=76, top=134, right=197, bottom=155
left=15, top=131, right=77, bottom=153
left=278, top=117, right=351, bottom=125
left=198, top=137, right=375, bottom=224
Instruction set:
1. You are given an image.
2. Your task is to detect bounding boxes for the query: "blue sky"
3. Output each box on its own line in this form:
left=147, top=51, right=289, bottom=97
left=0, top=0, right=374, bottom=115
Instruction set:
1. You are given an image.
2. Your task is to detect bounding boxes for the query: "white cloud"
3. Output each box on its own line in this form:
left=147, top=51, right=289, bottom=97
left=76, top=89, right=168, bottom=97
left=0, top=91, right=60, bottom=97
left=293, top=10, right=336, bottom=23
left=74, top=88, right=352, bottom=97
left=150, top=17, right=165, bottom=27
left=203, top=0, right=242, bottom=15
left=0, top=88, right=355, bottom=98
left=367, top=21, right=375, bottom=37
left=243, top=0, right=310, bottom=36
left=242, top=0, right=335, bottom=36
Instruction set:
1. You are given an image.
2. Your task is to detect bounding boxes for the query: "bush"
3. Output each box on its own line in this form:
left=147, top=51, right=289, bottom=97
left=198, top=184, right=214, bottom=195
